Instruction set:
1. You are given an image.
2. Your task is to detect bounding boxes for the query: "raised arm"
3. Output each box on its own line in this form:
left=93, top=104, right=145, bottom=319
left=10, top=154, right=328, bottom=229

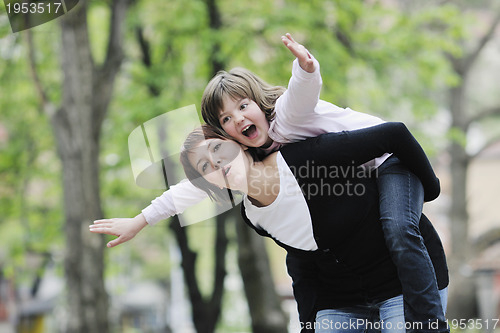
left=271, top=35, right=322, bottom=131
left=283, top=122, right=440, bottom=201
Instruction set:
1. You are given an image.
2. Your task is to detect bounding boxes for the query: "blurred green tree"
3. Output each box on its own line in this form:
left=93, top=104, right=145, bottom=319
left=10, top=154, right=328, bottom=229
left=441, top=2, right=500, bottom=320
left=24, top=0, right=133, bottom=331
left=3, top=0, right=491, bottom=330
left=0, top=20, right=62, bottom=311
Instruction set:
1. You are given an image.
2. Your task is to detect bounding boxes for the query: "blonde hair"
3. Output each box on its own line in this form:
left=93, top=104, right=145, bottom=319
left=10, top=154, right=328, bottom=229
left=201, top=67, right=286, bottom=136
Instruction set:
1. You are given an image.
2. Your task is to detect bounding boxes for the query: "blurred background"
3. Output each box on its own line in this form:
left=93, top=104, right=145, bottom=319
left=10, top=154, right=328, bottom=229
left=0, top=0, right=500, bottom=332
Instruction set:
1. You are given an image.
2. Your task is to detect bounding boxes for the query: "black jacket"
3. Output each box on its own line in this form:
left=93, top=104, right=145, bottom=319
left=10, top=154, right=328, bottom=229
left=241, top=123, right=449, bottom=331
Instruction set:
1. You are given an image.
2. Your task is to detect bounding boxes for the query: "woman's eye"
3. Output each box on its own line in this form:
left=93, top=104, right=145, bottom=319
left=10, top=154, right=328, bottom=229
left=213, top=143, right=221, bottom=152
left=201, top=162, right=208, bottom=173
left=240, top=103, right=248, bottom=110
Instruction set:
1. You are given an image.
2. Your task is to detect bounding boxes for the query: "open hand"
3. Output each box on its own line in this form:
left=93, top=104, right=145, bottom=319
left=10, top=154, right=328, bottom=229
left=89, top=214, right=148, bottom=248
left=281, top=33, right=315, bottom=73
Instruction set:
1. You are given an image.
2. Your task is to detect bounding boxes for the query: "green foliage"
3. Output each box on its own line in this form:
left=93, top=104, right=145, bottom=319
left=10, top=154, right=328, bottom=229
left=0, top=31, right=62, bottom=285
left=447, top=127, right=468, bottom=148
left=88, top=2, right=111, bottom=64
left=1, top=0, right=488, bottom=328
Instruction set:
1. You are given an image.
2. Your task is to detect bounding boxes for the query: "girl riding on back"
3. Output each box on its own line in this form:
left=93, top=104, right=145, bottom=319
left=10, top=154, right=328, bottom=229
left=91, top=33, right=447, bottom=332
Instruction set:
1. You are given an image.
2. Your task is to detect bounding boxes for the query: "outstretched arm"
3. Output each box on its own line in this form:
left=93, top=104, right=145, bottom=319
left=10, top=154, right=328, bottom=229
left=89, top=179, right=208, bottom=247
left=271, top=34, right=323, bottom=140
left=90, top=213, right=148, bottom=248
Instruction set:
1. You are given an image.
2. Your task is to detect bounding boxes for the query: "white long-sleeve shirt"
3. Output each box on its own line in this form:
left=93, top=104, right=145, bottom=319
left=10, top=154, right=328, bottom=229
left=142, top=57, right=389, bottom=225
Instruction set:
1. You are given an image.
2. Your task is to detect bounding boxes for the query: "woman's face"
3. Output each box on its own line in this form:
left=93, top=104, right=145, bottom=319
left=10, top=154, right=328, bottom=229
left=187, top=137, right=250, bottom=192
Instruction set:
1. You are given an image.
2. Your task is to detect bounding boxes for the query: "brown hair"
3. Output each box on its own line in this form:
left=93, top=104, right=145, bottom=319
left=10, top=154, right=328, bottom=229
left=180, top=125, right=233, bottom=202
left=201, top=67, right=286, bottom=136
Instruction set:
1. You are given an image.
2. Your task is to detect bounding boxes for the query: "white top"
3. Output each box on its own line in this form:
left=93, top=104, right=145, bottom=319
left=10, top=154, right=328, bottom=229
left=268, top=57, right=389, bottom=169
left=142, top=179, right=207, bottom=225
left=243, top=153, right=317, bottom=251
left=142, top=57, right=389, bottom=225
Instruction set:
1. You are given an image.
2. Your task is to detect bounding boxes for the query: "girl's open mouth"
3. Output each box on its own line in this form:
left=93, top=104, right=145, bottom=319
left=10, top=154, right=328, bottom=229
left=242, top=124, right=258, bottom=139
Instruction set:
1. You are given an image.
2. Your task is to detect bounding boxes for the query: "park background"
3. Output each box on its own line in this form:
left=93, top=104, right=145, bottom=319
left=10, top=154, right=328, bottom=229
left=1, top=0, right=500, bottom=332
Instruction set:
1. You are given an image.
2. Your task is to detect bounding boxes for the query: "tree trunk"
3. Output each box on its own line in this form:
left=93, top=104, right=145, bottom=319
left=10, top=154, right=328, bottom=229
left=444, top=9, right=500, bottom=320
left=54, top=4, right=107, bottom=332
left=235, top=211, right=289, bottom=333
left=168, top=213, right=227, bottom=333
left=50, top=1, right=130, bottom=331
left=446, top=82, right=477, bottom=319
left=447, top=140, right=477, bottom=319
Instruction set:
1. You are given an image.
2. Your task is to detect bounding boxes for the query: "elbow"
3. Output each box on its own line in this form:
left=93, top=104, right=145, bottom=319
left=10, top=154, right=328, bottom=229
left=390, top=121, right=407, bottom=131
left=386, top=122, right=410, bottom=137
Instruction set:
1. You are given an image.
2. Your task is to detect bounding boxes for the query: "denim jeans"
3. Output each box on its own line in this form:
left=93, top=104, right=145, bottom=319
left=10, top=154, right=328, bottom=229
left=376, top=156, right=447, bottom=333
left=315, top=294, right=406, bottom=333
left=315, top=289, right=448, bottom=333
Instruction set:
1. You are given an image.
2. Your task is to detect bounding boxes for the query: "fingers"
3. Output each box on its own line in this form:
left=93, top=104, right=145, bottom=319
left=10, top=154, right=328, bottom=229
left=89, top=217, right=141, bottom=248
left=89, top=220, right=118, bottom=235
left=281, top=33, right=295, bottom=43
left=90, top=218, right=118, bottom=231
left=90, top=222, right=111, bottom=228
left=281, top=33, right=307, bottom=56
left=281, top=33, right=315, bottom=73
left=89, top=225, right=118, bottom=236
left=107, top=237, right=123, bottom=248
left=89, top=225, right=125, bottom=248
left=281, top=34, right=294, bottom=48
left=92, top=219, right=112, bottom=224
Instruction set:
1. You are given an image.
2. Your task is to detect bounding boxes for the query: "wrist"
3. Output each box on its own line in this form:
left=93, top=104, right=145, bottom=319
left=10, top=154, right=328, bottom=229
left=134, top=213, right=148, bottom=230
left=293, top=57, right=319, bottom=78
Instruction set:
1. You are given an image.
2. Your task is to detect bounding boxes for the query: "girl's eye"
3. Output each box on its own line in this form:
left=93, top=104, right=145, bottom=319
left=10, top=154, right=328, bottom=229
left=201, top=162, right=209, bottom=173
left=213, top=143, right=221, bottom=152
left=240, top=103, right=248, bottom=110
left=221, top=116, right=230, bottom=124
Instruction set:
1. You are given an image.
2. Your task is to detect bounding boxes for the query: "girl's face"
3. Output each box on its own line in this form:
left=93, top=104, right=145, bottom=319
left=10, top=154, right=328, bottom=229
left=218, top=96, right=273, bottom=148
left=187, top=137, right=250, bottom=193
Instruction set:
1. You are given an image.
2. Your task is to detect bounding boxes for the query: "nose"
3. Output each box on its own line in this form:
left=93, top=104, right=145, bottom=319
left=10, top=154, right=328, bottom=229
left=234, top=111, right=245, bottom=124
left=210, top=157, right=222, bottom=170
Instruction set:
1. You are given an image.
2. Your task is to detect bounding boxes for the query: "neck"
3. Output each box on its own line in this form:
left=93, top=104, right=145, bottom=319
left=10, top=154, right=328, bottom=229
left=259, top=136, right=275, bottom=149
left=245, top=152, right=279, bottom=207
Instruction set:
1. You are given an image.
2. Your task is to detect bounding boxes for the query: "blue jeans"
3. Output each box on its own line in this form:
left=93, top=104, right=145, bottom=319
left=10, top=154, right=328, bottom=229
left=315, top=294, right=406, bottom=333
left=376, top=156, right=447, bottom=333
left=315, top=289, right=448, bottom=333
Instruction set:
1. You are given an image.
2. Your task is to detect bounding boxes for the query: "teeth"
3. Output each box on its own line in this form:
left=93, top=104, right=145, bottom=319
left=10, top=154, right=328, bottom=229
left=242, top=125, right=251, bottom=134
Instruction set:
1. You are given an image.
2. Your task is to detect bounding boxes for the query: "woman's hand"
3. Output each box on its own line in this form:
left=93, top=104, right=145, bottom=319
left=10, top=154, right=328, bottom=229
left=281, top=33, right=315, bottom=73
left=89, top=213, right=148, bottom=248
